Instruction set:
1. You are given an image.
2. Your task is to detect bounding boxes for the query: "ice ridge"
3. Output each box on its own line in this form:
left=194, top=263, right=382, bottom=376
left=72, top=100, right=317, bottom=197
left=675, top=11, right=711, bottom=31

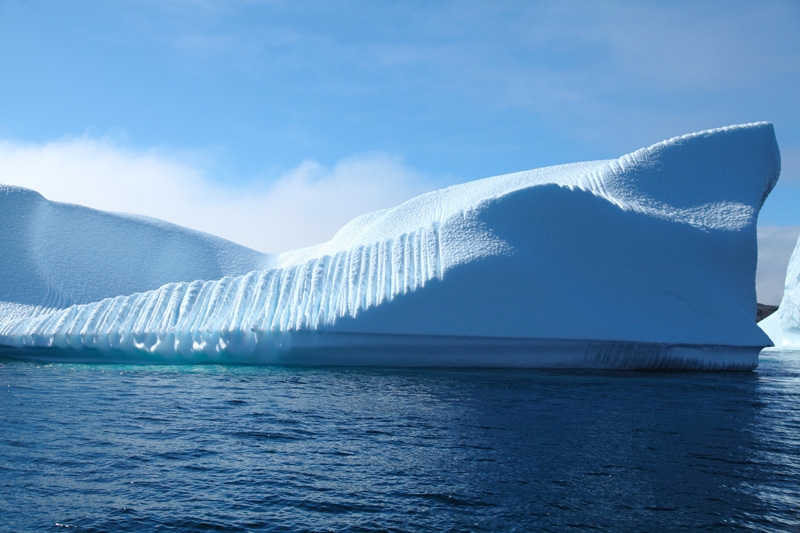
left=1, top=224, right=443, bottom=356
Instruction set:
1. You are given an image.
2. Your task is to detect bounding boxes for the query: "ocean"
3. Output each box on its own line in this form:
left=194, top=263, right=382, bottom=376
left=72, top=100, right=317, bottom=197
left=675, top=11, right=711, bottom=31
left=1, top=351, right=798, bottom=532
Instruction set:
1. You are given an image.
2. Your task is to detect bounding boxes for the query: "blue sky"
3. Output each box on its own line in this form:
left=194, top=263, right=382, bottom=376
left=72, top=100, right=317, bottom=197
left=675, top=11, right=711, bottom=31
left=1, top=0, right=799, bottom=302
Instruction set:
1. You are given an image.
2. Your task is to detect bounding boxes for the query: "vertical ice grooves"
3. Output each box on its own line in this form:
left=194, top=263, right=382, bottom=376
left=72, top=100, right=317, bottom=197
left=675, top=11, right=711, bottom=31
left=1, top=223, right=445, bottom=354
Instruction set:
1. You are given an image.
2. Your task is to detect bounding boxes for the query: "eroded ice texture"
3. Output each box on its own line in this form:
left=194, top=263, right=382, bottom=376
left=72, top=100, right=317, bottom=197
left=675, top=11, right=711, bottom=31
left=759, top=234, right=800, bottom=350
left=0, top=123, right=782, bottom=368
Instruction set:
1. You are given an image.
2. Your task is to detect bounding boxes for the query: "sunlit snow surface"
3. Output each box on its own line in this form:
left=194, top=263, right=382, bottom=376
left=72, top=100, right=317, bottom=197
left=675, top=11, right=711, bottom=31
left=759, top=234, right=800, bottom=350
left=0, top=123, right=782, bottom=368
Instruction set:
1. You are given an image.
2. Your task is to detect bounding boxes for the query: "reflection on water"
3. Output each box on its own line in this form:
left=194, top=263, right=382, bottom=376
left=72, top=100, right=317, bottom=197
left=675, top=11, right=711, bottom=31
left=0, top=352, right=798, bottom=531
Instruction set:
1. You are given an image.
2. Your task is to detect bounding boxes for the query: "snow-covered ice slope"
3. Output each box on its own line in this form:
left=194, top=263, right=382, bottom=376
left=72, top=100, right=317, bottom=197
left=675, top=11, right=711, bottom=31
left=0, top=185, right=271, bottom=320
left=0, top=123, right=781, bottom=368
left=759, top=234, right=800, bottom=350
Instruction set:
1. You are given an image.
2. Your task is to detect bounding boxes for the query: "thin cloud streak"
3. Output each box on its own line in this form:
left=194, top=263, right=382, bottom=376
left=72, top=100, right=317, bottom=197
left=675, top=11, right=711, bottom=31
left=144, top=1, right=800, bottom=179
left=159, top=2, right=799, bottom=119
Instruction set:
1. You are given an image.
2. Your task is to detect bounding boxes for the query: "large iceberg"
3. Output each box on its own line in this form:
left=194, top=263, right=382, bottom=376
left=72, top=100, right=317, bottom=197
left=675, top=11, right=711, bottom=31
left=0, top=123, right=781, bottom=369
left=759, top=235, right=800, bottom=350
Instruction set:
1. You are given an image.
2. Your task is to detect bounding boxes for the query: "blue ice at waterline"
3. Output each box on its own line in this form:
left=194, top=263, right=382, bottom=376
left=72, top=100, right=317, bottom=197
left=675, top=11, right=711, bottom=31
left=0, top=123, right=782, bottom=368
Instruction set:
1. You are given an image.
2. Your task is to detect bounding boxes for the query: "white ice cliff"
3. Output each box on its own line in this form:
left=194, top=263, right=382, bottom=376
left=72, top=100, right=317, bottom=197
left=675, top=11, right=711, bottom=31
left=0, top=123, right=781, bottom=368
left=759, top=234, right=800, bottom=350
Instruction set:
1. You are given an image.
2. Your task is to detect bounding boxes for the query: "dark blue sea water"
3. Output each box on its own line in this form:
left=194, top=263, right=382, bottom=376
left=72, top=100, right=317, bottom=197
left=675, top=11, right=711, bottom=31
left=1, top=352, right=799, bottom=532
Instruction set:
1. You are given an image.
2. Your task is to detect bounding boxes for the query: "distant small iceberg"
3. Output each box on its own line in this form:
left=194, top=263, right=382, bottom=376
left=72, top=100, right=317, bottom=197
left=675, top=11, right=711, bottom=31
left=759, top=234, right=800, bottom=350
left=0, top=123, right=782, bottom=369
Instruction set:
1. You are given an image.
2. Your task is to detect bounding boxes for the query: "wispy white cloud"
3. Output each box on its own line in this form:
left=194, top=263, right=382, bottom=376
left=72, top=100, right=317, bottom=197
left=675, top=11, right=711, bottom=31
left=0, top=137, right=429, bottom=253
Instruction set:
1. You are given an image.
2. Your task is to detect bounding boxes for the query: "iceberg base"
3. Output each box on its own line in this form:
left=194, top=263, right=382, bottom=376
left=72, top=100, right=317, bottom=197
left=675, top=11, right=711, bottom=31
left=0, top=334, right=760, bottom=370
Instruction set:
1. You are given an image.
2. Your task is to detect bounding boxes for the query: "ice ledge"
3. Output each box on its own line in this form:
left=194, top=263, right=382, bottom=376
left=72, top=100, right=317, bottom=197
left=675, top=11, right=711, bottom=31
left=0, top=335, right=760, bottom=371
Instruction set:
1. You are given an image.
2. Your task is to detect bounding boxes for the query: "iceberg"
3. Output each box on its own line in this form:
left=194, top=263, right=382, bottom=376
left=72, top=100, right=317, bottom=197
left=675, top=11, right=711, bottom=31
left=0, top=123, right=781, bottom=369
left=759, top=234, right=800, bottom=350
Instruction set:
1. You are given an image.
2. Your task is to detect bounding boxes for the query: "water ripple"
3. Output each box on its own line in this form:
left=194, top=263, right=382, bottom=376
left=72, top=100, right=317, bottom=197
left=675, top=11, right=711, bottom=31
left=1, top=355, right=799, bottom=531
